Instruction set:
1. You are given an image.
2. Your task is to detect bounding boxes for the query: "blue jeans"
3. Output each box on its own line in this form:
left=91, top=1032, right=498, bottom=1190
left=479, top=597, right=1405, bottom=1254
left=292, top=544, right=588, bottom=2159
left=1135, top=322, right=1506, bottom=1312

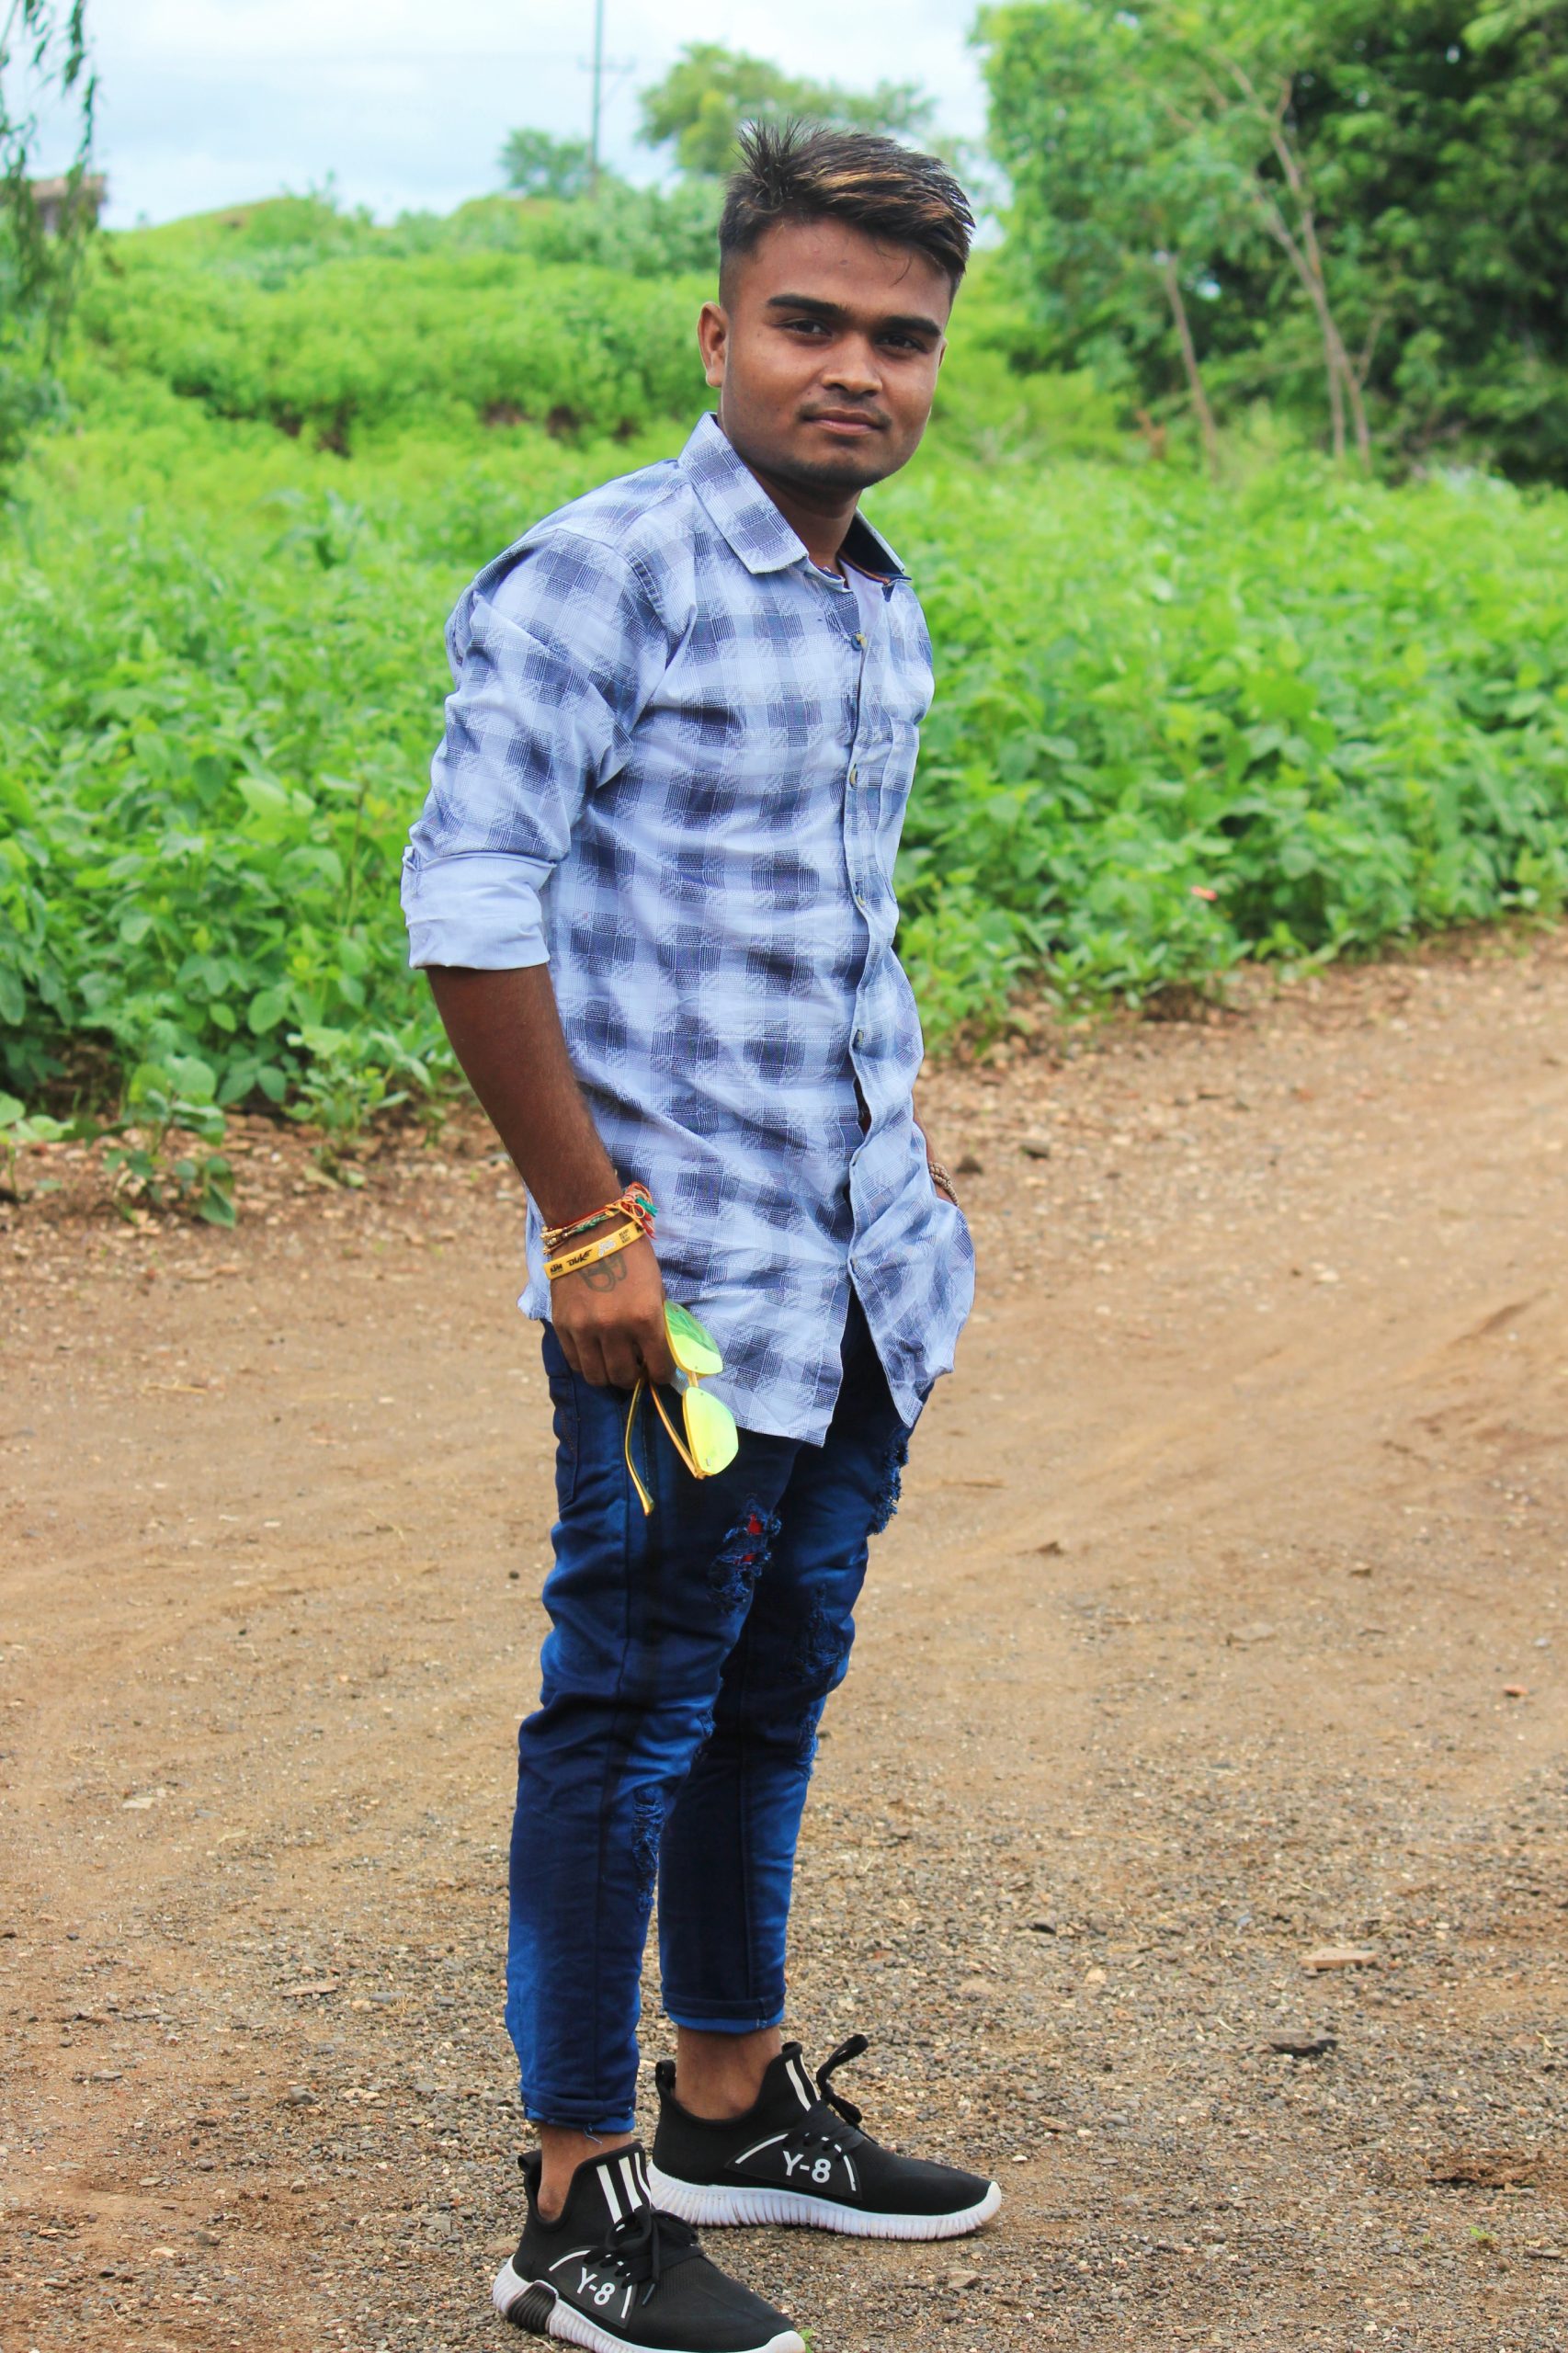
left=506, top=1296, right=915, bottom=2132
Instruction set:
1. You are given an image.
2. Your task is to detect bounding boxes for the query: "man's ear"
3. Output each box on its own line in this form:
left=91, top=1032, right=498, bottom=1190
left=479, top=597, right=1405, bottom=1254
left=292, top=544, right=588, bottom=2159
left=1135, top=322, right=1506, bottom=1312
left=698, top=300, right=728, bottom=392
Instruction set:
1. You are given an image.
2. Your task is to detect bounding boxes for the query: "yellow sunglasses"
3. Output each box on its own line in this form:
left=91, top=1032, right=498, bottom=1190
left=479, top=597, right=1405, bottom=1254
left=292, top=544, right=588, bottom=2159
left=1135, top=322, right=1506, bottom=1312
left=624, top=1302, right=739, bottom=1516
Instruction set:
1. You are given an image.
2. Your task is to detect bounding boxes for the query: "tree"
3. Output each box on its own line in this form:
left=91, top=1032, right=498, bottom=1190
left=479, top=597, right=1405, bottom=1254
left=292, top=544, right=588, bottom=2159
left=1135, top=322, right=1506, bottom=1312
left=979, top=1, right=1375, bottom=469
left=976, top=4, right=1237, bottom=473
left=1, top=0, right=96, bottom=468
left=1280, top=0, right=1568, bottom=477
left=498, top=126, right=596, bottom=203
left=638, top=41, right=935, bottom=179
left=978, top=0, right=1568, bottom=481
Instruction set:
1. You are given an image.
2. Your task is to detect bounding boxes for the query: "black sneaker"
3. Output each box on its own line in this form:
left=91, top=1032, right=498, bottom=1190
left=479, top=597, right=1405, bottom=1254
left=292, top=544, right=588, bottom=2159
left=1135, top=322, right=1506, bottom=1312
left=649, top=2036, right=1002, bottom=2243
left=492, top=2141, right=804, bottom=2353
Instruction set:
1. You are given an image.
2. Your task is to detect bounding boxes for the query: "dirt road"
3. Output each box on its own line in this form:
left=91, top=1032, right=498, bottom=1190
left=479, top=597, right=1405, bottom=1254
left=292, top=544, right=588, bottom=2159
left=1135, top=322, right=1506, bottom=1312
left=4, top=939, right=1566, bottom=2353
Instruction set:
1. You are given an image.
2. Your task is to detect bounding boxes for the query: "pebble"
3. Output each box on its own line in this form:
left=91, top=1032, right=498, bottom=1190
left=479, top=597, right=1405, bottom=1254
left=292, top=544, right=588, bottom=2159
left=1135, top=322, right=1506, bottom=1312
left=1267, top=2031, right=1336, bottom=2058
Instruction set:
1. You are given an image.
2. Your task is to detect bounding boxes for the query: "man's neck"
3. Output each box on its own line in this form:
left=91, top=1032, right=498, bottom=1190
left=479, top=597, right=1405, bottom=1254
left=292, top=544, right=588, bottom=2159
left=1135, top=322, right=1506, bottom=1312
left=731, top=446, right=859, bottom=574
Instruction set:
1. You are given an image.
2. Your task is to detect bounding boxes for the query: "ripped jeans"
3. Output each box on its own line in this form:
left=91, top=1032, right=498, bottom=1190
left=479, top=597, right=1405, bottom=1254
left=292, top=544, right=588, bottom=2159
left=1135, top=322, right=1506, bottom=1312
left=506, top=1294, right=914, bottom=2132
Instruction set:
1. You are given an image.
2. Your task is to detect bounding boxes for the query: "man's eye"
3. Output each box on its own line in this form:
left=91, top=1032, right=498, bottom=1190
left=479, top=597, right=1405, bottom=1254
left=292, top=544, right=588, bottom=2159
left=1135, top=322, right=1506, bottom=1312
left=784, top=318, right=830, bottom=335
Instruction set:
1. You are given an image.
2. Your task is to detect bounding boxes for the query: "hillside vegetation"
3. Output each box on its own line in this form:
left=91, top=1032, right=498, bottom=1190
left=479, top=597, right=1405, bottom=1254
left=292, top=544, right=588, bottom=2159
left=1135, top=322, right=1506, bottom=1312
left=3, top=196, right=1567, bottom=1172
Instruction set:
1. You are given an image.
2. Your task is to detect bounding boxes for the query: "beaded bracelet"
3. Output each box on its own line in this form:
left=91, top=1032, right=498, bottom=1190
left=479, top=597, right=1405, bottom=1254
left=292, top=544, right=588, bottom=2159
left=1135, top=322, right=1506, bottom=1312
left=540, top=1183, right=655, bottom=1257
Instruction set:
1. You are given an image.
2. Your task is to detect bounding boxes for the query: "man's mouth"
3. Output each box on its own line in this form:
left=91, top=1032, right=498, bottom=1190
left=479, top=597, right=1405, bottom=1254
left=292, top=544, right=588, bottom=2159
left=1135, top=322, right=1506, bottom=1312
left=802, top=410, right=887, bottom=438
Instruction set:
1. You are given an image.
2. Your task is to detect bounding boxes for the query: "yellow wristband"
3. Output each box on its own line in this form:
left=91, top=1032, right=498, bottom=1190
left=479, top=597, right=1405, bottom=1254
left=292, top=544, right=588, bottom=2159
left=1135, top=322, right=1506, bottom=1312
left=545, top=1220, right=643, bottom=1283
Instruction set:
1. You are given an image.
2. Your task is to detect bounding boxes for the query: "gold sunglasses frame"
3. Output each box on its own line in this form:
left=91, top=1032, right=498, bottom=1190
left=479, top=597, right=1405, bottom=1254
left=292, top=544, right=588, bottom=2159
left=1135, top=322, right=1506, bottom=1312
left=623, top=1307, right=738, bottom=1516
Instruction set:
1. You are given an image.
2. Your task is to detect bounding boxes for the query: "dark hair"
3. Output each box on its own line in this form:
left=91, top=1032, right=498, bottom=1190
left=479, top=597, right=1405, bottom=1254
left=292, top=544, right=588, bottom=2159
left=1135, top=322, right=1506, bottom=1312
left=719, top=119, right=974, bottom=296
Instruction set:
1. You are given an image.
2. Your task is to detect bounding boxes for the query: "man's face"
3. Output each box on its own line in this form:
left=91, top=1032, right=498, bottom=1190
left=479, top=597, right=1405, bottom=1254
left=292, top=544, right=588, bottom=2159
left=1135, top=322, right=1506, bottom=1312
left=699, top=218, right=952, bottom=497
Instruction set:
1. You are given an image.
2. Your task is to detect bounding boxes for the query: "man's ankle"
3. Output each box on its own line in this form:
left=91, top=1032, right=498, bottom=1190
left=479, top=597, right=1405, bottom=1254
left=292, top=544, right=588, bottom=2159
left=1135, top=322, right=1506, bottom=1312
left=672, top=2024, right=781, bottom=2121
left=535, top=2125, right=635, bottom=2222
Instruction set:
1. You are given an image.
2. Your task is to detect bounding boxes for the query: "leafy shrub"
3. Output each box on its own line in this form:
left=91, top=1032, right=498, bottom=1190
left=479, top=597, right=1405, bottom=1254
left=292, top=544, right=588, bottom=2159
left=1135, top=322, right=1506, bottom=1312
left=0, top=404, right=674, bottom=1107
left=78, top=233, right=708, bottom=449
left=882, top=453, right=1568, bottom=1026
left=508, top=180, right=724, bottom=278
left=4, top=208, right=1567, bottom=1125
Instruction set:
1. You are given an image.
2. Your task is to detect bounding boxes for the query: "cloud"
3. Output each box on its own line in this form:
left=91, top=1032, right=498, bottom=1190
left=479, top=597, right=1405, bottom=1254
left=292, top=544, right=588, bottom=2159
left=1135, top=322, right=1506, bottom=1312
left=58, top=0, right=985, bottom=226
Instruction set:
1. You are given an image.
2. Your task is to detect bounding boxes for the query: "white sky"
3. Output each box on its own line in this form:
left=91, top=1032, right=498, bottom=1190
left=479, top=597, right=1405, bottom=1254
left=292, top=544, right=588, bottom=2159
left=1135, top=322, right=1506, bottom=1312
left=34, top=0, right=988, bottom=228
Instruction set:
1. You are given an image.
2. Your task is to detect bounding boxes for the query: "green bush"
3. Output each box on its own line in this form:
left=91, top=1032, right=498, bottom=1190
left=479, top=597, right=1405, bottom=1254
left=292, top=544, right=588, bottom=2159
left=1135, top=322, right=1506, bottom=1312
left=78, top=227, right=709, bottom=449
left=0, top=404, right=680, bottom=1106
left=3, top=207, right=1567, bottom=1124
left=883, top=454, right=1568, bottom=1027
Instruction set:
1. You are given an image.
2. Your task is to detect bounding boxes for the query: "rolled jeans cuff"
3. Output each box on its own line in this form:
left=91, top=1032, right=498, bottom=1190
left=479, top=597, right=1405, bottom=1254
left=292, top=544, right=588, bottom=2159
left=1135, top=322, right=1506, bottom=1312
left=521, top=2088, right=638, bottom=2136
left=660, top=1997, right=788, bottom=2035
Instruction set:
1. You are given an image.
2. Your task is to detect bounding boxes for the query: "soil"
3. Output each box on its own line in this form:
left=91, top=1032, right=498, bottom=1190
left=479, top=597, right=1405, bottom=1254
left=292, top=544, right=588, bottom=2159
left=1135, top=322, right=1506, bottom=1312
left=4, top=936, right=1566, bottom=2353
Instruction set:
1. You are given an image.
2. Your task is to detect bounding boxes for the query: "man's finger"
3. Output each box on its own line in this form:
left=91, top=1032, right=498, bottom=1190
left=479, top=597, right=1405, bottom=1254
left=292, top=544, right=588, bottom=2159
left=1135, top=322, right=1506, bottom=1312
left=601, top=1333, right=643, bottom=1392
left=637, top=1316, right=677, bottom=1386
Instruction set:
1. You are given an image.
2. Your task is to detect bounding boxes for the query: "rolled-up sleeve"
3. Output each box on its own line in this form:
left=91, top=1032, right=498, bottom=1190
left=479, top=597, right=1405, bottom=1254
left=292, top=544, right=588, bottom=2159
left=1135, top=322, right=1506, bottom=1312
left=402, top=529, right=668, bottom=970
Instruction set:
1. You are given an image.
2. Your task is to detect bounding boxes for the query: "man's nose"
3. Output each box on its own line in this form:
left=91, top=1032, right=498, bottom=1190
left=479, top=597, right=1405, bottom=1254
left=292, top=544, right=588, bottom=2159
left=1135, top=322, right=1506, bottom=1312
left=820, top=340, right=883, bottom=396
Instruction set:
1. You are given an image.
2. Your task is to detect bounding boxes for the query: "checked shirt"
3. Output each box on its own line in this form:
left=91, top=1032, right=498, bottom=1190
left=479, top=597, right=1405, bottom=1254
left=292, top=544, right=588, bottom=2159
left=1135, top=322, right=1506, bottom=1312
left=401, top=413, right=973, bottom=1440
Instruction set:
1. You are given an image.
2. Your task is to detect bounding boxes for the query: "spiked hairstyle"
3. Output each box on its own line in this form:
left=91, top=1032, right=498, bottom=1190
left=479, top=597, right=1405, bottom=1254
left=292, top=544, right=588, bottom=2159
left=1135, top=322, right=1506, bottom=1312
left=718, top=120, right=975, bottom=298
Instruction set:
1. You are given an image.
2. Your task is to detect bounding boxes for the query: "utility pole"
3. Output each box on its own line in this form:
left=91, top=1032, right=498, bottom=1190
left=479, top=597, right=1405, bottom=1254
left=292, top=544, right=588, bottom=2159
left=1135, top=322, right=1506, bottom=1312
left=589, top=0, right=606, bottom=193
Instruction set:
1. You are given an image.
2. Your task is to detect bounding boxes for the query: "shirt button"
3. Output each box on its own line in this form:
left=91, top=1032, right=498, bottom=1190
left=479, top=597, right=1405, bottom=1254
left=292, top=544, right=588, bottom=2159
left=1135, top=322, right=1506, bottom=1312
left=848, top=765, right=858, bottom=786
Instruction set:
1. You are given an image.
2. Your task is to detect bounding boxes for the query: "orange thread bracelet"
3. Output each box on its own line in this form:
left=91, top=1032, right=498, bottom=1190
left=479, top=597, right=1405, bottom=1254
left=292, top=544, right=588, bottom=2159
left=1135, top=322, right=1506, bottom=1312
left=541, top=1185, right=655, bottom=1256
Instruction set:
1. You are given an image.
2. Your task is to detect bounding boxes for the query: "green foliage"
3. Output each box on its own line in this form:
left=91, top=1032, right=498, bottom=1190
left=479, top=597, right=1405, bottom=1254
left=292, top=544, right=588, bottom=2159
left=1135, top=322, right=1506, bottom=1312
left=978, top=0, right=1568, bottom=482
left=508, top=178, right=724, bottom=278
left=0, top=0, right=97, bottom=476
left=0, top=1086, right=70, bottom=1196
left=118, top=184, right=723, bottom=288
left=4, top=204, right=1567, bottom=1144
left=638, top=40, right=935, bottom=177
left=880, top=451, right=1568, bottom=1027
left=285, top=1021, right=437, bottom=1175
left=0, top=356, right=64, bottom=468
left=0, top=384, right=681, bottom=1114
left=101, top=1059, right=234, bottom=1225
left=74, top=218, right=709, bottom=450
left=499, top=127, right=594, bottom=201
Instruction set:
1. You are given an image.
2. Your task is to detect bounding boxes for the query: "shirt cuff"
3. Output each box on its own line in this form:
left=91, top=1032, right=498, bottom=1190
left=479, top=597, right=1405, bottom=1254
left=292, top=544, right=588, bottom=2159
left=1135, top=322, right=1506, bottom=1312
left=400, top=848, right=551, bottom=971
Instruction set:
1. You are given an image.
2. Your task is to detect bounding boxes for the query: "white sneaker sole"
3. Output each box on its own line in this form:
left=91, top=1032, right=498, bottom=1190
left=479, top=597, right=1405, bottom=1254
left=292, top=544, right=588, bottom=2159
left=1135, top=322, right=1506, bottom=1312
left=646, top=2163, right=1003, bottom=2242
left=491, top=2258, right=805, bottom=2353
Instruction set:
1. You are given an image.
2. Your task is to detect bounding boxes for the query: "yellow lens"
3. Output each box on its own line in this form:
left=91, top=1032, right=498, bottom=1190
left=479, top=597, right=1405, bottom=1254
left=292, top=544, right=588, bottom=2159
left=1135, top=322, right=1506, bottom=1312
left=665, top=1302, right=723, bottom=1379
left=684, top=1385, right=738, bottom=1475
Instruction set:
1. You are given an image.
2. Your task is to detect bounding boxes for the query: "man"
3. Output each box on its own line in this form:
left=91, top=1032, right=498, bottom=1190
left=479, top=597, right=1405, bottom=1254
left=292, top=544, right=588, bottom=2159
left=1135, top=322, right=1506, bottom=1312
left=402, top=121, right=996, bottom=2353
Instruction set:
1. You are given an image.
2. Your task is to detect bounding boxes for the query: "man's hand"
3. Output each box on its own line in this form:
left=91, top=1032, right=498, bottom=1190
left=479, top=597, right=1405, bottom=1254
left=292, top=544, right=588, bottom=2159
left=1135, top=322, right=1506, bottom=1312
left=913, top=1091, right=959, bottom=1208
left=549, top=1234, right=676, bottom=1391
left=424, top=966, right=681, bottom=1388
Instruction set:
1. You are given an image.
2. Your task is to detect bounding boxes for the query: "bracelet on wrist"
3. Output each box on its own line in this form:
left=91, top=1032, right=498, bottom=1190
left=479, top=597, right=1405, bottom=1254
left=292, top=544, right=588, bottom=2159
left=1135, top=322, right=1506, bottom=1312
left=541, top=1182, right=655, bottom=1257
left=545, top=1219, right=646, bottom=1284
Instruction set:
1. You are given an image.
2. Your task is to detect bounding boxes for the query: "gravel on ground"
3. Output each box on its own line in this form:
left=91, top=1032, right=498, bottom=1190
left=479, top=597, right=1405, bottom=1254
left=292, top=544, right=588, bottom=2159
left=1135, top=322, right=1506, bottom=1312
left=3, top=936, right=1565, bottom=2351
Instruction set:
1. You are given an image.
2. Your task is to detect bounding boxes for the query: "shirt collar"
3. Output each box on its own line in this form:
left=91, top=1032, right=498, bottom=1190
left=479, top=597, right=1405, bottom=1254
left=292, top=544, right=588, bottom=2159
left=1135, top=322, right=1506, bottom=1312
left=679, top=413, right=909, bottom=582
